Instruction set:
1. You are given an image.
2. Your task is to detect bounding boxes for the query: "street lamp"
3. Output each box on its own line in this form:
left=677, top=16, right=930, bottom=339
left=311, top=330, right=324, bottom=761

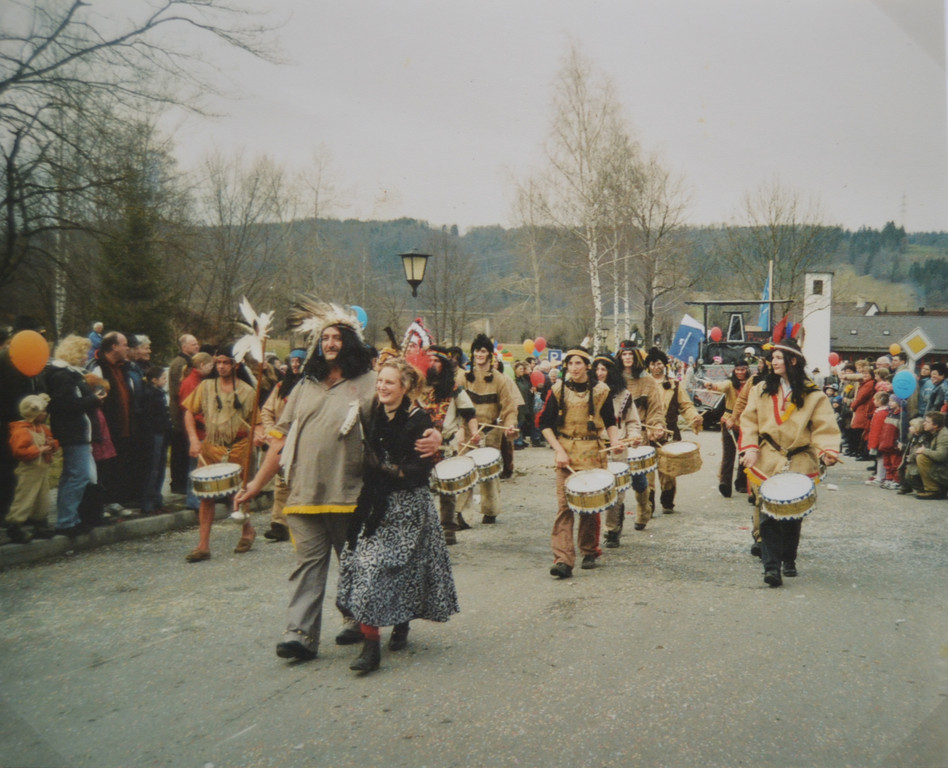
left=400, top=250, right=430, bottom=297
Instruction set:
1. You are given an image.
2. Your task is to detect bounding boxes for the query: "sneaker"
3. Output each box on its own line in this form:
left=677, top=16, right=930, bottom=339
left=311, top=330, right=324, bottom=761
left=864, top=477, right=881, bottom=486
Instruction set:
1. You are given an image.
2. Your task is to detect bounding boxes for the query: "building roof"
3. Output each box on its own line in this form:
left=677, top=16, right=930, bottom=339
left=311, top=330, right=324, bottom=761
left=831, top=313, right=948, bottom=355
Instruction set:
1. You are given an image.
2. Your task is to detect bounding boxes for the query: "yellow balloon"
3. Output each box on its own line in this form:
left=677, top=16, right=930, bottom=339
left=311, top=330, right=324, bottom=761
left=523, top=339, right=535, bottom=355
left=889, top=343, right=901, bottom=356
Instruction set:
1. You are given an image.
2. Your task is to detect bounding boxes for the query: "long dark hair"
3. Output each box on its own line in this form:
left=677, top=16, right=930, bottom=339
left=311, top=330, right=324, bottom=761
left=304, top=325, right=374, bottom=382
left=762, top=349, right=812, bottom=408
left=426, top=357, right=456, bottom=400
left=594, top=358, right=626, bottom=398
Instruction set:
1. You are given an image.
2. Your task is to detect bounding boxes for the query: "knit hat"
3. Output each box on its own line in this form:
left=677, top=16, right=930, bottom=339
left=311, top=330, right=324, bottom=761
left=18, top=393, right=50, bottom=421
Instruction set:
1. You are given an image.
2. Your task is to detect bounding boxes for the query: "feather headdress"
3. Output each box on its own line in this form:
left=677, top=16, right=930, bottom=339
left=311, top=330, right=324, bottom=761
left=232, top=296, right=274, bottom=365
left=287, top=296, right=365, bottom=361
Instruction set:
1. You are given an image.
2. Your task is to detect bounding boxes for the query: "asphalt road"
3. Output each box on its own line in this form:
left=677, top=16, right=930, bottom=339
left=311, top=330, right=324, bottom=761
left=1, top=430, right=946, bottom=768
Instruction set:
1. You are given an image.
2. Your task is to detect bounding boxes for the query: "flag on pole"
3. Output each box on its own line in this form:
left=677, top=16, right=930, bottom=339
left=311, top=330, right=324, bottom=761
left=670, top=314, right=705, bottom=364
left=757, top=276, right=771, bottom=332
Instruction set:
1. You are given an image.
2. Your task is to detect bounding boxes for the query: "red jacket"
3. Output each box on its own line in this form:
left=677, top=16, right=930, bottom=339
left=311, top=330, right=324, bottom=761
left=867, top=406, right=888, bottom=451
left=850, top=378, right=876, bottom=431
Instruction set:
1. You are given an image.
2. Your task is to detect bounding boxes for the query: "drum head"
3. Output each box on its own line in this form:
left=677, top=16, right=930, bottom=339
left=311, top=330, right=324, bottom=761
left=628, top=446, right=655, bottom=460
left=566, top=469, right=614, bottom=492
left=607, top=461, right=629, bottom=476
left=468, top=447, right=501, bottom=465
left=436, top=456, right=476, bottom=479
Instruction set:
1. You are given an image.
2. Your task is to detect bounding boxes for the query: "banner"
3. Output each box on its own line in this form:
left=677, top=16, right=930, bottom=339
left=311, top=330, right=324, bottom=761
left=757, top=276, right=771, bottom=331
left=670, top=314, right=705, bottom=364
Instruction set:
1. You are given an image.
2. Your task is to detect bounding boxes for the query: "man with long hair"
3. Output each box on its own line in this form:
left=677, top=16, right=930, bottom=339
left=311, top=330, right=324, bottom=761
left=236, top=301, right=441, bottom=662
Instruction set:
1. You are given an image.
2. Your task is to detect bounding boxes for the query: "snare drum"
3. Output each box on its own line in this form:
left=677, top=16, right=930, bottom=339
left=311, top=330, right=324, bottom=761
left=627, top=445, right=657, bottom=475
left=658, top=441, right=702, bottom=477
left=468, top=447, right=503, bottom=482
left=759, top=472, right=816, bottom=520
left=431, top=456, right=477, bottom=496
left=190, top=463, right=242, bottom=499
left=608, top=461, right=631, bottom=493
left=565, top=469, right=617, bottom=514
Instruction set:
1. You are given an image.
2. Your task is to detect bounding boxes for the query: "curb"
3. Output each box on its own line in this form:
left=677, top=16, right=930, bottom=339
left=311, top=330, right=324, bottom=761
left=0, top=502, right=255, bottom=570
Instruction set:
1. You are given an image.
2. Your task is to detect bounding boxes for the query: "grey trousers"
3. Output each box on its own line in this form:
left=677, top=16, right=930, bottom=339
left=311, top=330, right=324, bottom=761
left=284, top=513, right=353, bottom=651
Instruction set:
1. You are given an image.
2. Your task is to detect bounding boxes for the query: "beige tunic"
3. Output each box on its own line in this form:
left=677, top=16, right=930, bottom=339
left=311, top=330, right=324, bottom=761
left=739, top=381, right=841, bottom=486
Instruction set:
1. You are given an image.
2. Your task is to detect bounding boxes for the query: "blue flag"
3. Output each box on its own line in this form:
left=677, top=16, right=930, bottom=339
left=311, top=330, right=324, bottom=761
left=670, top=314, right=705, bottom=364
left=757, top=277, right=771, bottom=331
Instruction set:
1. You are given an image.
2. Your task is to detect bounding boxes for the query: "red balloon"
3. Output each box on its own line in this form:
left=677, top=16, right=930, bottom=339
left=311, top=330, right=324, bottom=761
left=709, top=327, right=723, bottom=342
left=530, top=370, right=545, bottom=387
left=828, top=352, right=840, bottom=366
left=9, top=330, right=49, bottom=377
left=534, top=337, right=547, bottom=353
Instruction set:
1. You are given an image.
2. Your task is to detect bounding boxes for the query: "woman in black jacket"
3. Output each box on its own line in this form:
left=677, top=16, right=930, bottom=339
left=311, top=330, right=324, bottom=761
left=46, top=335, right=103, bottom=535
left=336, top=358, right=459, bottom=674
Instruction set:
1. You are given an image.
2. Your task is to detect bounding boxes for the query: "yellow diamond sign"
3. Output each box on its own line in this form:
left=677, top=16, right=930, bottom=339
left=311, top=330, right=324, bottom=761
left=900, top=327, right=932, bottom=359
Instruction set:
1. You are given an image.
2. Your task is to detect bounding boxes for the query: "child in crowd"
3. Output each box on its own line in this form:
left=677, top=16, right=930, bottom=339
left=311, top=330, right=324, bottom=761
left=140, top=366, right=173, bottom=515
left=5, top=394, right=59, bottom=543
left=877, top=396, right=902, bottom=489
left=897, top=417, right=930, bottom=495
left=865, top=391, right=890, bottom=486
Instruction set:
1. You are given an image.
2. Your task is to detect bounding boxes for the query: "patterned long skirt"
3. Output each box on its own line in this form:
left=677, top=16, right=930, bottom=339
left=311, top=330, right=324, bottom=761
left=337, top=486, right=460, bottom=627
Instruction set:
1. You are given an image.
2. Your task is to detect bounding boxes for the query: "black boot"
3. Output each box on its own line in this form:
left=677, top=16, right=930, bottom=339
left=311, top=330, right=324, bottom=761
left=389, top=622, right=409, bottom=651
left=350, top=639, right=381, bottom=672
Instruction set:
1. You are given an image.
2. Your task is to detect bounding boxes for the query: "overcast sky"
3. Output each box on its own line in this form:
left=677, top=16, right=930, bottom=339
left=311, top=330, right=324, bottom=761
left=157, top=0, right=947, bottom=233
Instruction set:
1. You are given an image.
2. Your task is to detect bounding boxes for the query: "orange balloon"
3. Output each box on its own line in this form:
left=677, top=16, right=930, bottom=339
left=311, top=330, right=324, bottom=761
left=523, top=339, right=535, bottom=355
left=9, top=330, right=49, bottom=377
left=888, top=343, right=901, bottom=356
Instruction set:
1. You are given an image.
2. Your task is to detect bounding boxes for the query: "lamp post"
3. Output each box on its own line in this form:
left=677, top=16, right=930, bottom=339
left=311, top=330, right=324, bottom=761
left=400, top=250, right=431, bottom=297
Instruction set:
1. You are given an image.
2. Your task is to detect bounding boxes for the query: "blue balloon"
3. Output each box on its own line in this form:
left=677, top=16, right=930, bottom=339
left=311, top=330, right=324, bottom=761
left=891, top=369, right=917, bottom=399
left=351, top=305, right=368, bottom=328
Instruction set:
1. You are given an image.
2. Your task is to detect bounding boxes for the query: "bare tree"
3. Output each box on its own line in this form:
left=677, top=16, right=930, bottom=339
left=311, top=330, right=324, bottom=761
left=421, top=226, right=477, bottom=345
left=540, top=46, right=626, bottom=351
left=719, top=179, right=837, bottom=311
left=187, top=150, right=296, bottom=339
left=0, top=0, right=277, bottom=297
left=624, top=153, right=694, bottom=346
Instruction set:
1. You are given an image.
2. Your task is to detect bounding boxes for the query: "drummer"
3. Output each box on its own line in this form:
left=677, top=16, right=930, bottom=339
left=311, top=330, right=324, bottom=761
left=418, top=345, right=478, bottom=544
left=646, top=347, right=703, bottom=515
left=539, top=348, right=622, bottom=578
left=739, top=338, right=840, bottom=587
left=593, top=353, right=646, bottom=548
left=181, top=344, right=257, bottom=562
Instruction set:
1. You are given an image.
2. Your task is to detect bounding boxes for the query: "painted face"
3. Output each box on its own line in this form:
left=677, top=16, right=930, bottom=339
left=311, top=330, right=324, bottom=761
left=376, top=366, right=407, bottom=406
left=595, top=362, right=608, bottom=382
left=566, top=356, right=588, bottom=381
left=771, top=351, right=786, bottom=377
left=649, top=360, right=665, bottom=378
left=321, top=327, right=344, bottom=362
left=473, top=348, right=491, bottom=368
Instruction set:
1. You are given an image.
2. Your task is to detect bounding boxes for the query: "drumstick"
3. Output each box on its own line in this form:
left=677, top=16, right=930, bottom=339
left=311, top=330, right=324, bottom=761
left=478, top=423, right=520, bottom=433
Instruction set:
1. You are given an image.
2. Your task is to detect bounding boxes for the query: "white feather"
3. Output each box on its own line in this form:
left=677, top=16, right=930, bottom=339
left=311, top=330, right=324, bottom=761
left=339, top=401, right=360, bottom=436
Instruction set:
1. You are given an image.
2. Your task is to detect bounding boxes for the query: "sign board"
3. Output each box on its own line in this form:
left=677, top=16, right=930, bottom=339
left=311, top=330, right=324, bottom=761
left=547, top=348, right=563, bottom=364
left=900, top=327, right=933, bottom=360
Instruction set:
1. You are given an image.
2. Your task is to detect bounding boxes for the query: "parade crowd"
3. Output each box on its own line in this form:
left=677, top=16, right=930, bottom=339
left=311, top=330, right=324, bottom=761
left=2, top=307, right=947, bottom=674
